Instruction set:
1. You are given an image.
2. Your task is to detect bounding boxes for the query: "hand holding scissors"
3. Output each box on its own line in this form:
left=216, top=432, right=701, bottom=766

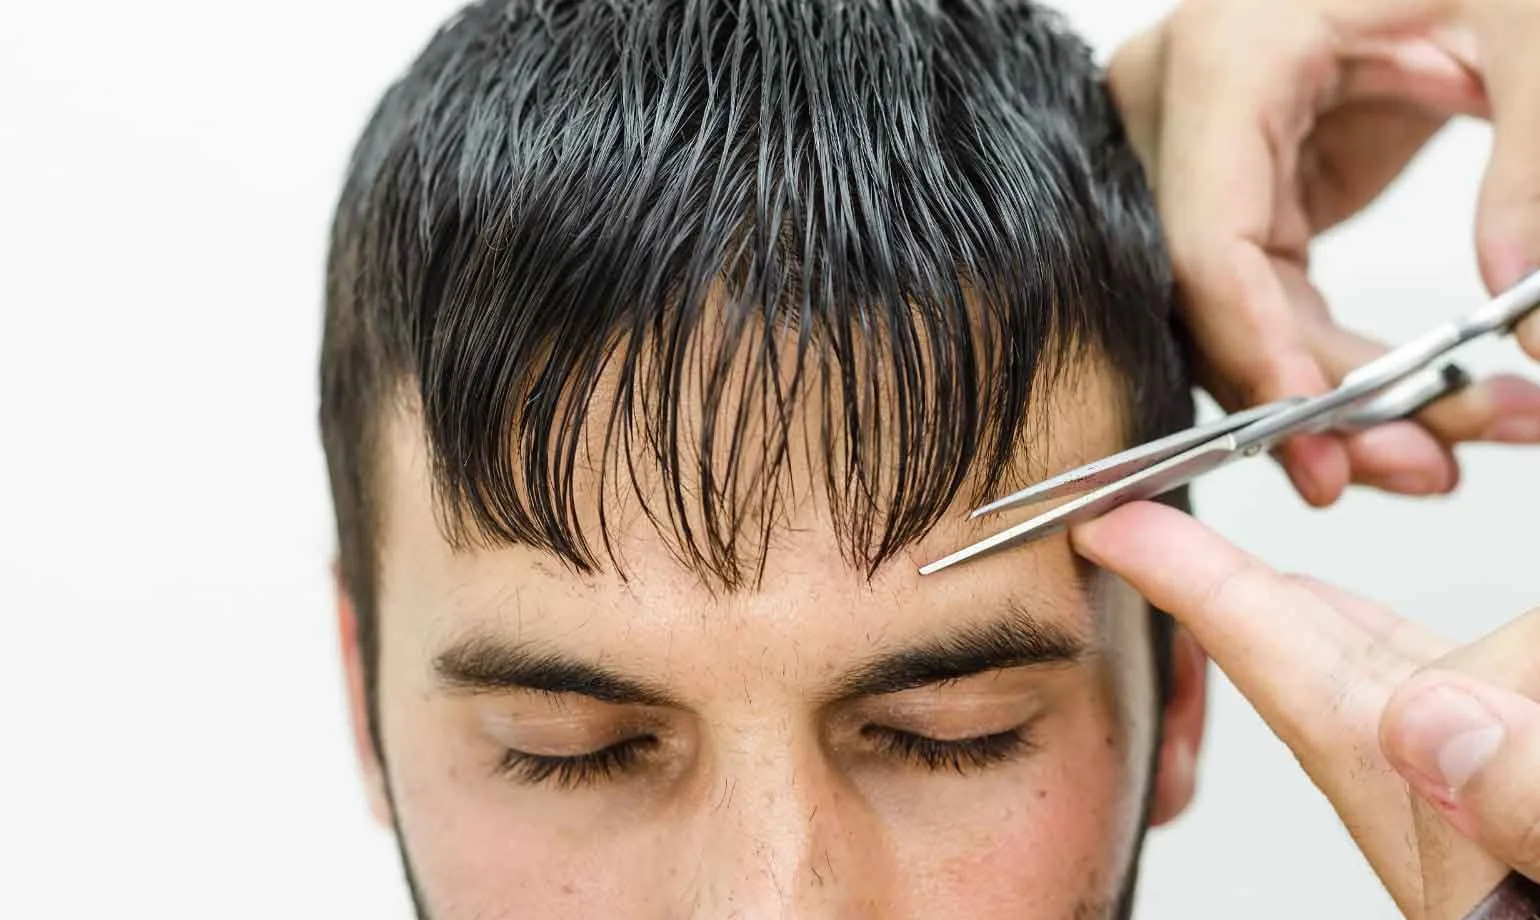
left=921, top=271, right=1540, bottom=575
left=923, top=273, right=1540, bottom=919
left=1109, top=0, right=1540, bottom=506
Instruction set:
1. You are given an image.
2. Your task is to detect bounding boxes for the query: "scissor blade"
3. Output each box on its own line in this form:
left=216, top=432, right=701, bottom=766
left=1233, top=272, right=1540, bottom=452
left=969, top=400, right=1291, bottom=518
left=922, top=435, right=1240, bottom=575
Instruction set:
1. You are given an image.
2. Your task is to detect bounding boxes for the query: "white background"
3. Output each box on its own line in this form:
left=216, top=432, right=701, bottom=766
left=0, top=1, right=1534, bottom=917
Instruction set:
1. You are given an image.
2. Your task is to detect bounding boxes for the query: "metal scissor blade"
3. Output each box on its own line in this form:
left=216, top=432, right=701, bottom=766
left=922, top=435, right=1241, bottom=575
left=968, top=400, right=1293, bottom=519
left=1233, top=273, right=1540, bottom=452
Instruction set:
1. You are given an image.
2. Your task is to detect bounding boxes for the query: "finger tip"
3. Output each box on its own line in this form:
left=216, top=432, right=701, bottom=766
left=1441, top=462, right=1463, bottom=495
left=1380, top=671, right=1538, bottom=777
left=1068, top=519, right=1109, bottom=563
left=1347, top=423, right=1459, bottom=495
left=1475, top=235, right=1534, bottom=295
left=1281, top=436, right=1348, bottom=506
left=1070, top=502, right=1198, bottom=566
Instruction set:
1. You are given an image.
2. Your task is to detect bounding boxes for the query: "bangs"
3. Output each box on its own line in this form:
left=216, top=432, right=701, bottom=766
left=323, top=0, right=1188, bottom=594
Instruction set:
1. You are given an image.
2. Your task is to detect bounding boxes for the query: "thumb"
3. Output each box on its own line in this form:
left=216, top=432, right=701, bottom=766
left=1471, top=0, right=1540, bottom=295
left=1383, top=670, right=1540, bottom=882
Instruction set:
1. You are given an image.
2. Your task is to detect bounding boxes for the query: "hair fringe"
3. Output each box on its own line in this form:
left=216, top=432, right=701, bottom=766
left=321, top=0, right=1191, bottom=598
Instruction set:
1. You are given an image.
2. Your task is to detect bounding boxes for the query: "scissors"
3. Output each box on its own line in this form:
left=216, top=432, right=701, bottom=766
left=920, top=271, right=1540, bottom=576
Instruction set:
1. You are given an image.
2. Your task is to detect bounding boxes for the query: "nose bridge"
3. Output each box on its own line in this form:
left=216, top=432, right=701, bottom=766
left=683, top=728, right=886, bottom=919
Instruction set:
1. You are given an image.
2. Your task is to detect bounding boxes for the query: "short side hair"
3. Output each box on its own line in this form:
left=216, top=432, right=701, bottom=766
left=320, top=0, right=1194, bottom=710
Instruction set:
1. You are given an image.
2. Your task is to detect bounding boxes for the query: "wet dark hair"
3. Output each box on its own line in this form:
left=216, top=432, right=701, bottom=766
left=319, top=0, right=1194, bottom=724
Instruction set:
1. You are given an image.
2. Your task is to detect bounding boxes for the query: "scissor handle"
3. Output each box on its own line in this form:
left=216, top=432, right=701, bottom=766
left=1240, top=272, right=1540, bottom=452
left=918, top=272, right=1540, bottom=577
left=1331, top=362, right=1472, bottom=432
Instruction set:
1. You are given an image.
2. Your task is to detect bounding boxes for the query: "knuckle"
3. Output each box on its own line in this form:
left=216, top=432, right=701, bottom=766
left=1193, top=554, right=1265, bottom=619
left=1325, top=641, right=1399, bottom=729
left=1305, top=674, right=1385, bottom=763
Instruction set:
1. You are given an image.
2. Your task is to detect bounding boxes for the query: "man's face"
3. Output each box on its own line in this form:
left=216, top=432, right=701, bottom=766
left=339, top=368, right=1205, bottom=920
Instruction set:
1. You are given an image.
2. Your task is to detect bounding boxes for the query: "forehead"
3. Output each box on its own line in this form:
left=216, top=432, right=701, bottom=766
left=374, top=360, right=1127, bottom=629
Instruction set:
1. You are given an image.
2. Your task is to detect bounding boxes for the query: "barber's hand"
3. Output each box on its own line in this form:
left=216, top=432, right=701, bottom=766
left=1109, top=0, right=1540, bottom=505
left=1073, top=502, right=1540, bottom=919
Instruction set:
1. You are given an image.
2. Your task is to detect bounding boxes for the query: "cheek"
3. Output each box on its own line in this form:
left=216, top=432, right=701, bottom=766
left=387, top=710, right=1144, bottom=920
left=371, top=606, right=620, bottom=913
left=892, top=702, right=1144, bottom=918
left=384, top=701, right=678, bottom=918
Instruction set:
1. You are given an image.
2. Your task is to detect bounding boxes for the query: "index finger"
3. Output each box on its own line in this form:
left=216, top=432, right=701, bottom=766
left=1070, top=501, right=1450, bottom=920
left=1157, top=11, right=1323, bottom=408
left=1070, top=502, right=1397, bottom=751
left=1155, top=8, right=1352, bottom=503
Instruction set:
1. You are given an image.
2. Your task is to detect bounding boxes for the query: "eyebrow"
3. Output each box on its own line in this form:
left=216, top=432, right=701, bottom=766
left=434, top=637, right=680, bottom=707
left=433, top=604, right=1085, bottom=707
left=827, top=605, right=1086, bottom=701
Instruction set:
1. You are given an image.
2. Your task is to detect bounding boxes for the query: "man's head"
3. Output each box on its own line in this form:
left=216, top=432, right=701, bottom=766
left=320, top=1, right=1205, bottom=917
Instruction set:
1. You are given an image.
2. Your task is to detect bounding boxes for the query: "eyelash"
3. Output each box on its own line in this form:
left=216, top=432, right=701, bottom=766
left=496, top=726, right=1032, bottom=789
left=863, top=725, right=1032, bottom=773
left=497, top=736, right=660, bottom=790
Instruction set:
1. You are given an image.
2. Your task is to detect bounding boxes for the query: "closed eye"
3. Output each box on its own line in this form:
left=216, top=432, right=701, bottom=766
left=495, top=735, right=660, bottom=789
left=493, top=724, right=1037, bottom=791
left=861, top=724, right=1035, bottom=773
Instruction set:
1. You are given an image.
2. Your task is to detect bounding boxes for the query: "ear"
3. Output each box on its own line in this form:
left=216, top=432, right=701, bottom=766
left=1149, top=625, right=1207, bottom=826
left=334, top=562, right=393, bottom=827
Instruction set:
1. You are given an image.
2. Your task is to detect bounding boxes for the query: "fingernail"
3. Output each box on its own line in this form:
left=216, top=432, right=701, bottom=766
left=1393, top=685, right=1505, bottom=795
left=1484, top=416, right=1540, bottom=443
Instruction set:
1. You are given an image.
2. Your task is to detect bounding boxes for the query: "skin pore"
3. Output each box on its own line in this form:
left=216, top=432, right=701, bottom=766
left=336, top=363, right=1208, bottom=920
